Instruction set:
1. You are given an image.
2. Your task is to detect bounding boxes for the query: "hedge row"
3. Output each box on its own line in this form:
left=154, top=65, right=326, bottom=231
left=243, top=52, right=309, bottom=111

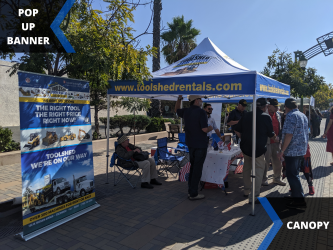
left=99, top=115, right=180, bottom=136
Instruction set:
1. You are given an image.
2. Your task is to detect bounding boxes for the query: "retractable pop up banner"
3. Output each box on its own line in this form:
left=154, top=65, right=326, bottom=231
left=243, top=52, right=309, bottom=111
left=16, top=72, right=99, bottom=241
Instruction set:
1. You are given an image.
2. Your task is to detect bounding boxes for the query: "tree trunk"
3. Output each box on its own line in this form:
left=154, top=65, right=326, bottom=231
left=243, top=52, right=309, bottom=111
left=94, top=92, right=99, bottom=134
left=151, top=0, right=162, bottom=118
left=150, top=99, right=161, bottom=117
left=153, top=0, right=162, bottom=72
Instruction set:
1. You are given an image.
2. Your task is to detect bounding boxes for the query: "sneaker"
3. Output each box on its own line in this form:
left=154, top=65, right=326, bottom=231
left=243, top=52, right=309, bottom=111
left=150, top=179, right=162, bottom=185
left=249, top=200, right=261, bottom=205
left=189, top=194, right=205, bottom=200
left=273, top=180, right=286, bottom=186
left=286, top=201, right=307, bottom=209
left=141, top=182, right=154, bottom=189
left=262, top=181, right=269, bottom=186
left=309, top=186, right=315, bottom=195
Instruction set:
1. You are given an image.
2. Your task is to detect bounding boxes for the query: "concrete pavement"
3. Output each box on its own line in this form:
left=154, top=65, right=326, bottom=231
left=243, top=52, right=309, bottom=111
left=0, top=120, right=331, bottom=250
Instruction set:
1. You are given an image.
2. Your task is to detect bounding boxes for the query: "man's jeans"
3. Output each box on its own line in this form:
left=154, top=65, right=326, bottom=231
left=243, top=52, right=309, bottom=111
left=188, top=147, right=207, bottom=197
left=285, top=156, right=305, bottom=200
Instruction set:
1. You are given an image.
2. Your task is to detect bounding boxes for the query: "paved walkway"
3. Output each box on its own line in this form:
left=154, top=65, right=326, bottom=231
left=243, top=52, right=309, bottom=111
left=0, top=120, right=331, bottom=250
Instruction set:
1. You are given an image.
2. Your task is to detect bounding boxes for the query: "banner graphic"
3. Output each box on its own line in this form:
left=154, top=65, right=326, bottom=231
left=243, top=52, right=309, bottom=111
left=18, top=72, right=96, bottom=236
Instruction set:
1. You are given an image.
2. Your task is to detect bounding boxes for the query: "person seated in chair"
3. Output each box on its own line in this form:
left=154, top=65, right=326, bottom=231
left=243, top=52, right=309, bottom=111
left=115, top=134, right=162, bottom=189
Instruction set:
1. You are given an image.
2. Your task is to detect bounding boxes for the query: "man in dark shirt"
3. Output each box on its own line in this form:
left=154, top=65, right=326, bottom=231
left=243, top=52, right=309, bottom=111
left=175, top=95, right=213, bottom=200
left=234, top=98, right=277, bottom=204
left=227, top=99, right=247, bottom=141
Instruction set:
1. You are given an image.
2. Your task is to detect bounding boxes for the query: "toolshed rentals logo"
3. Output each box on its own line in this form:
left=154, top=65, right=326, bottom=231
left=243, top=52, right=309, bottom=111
left=162, top=54, right=216, bottom=76
left=47, top=82, right=68, bottom=98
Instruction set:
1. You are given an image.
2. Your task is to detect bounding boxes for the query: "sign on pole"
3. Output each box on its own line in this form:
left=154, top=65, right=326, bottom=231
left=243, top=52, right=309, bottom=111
left=17, top=72, right=99, bottom=241
left=310, top=96, right=315, bottom=107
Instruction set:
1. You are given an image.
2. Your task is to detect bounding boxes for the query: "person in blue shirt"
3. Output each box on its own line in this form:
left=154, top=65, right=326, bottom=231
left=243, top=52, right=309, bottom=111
left=277, top=98, right=308, bottom=209
left=175, top=95, right=213, bottom=200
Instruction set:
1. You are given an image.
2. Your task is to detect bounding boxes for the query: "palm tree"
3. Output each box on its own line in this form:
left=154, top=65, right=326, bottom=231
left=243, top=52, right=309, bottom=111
left=151, top=0, right=163, bottom=118
left=161, top=15, right=200, bottom=64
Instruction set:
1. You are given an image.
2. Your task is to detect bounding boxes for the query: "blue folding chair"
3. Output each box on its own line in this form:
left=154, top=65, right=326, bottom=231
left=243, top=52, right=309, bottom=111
left=155, top=137, right=185, bottom=178
left=210, top=133, right=222, bottom=144
left=177, top=133, right=187, bottom=149
left=176, top=133, right=190, bottom=162
left=110, top=141, right=142, bottom=188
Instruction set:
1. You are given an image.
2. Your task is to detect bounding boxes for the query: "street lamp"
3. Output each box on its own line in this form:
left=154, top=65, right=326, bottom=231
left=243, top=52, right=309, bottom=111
left=293, top=50, right=308, bottom=112
left=294, top=50, right=308, bottom=69
left=293, top=30, right=333, bottom=112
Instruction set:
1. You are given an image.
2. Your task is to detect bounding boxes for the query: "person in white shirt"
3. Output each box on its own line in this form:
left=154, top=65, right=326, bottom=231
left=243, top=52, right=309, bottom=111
left=204, top=103, right=223, bottom=139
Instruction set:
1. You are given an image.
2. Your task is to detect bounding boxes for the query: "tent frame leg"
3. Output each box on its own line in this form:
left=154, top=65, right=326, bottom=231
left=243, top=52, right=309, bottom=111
left=106, top=94, right=110, bottom=184
left=250, top=94, right=257, bottom=216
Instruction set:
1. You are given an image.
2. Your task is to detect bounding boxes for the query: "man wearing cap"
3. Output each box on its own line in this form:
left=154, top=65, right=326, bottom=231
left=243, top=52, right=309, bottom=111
left=227, top=99, right=247, bottom=142
left=277, top=98, right=308, bottom=209
left=262, top=98, right=286, bottom=186
left=175, top=95, right=213, bottom=200
left=234, top=98, right=278, bottom=204
left=204, top=103, right=223, bottom=140
left=115, top=134, right=161, bottom=189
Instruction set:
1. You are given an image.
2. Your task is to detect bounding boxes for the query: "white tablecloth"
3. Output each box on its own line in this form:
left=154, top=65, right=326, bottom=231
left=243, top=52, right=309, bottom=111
left=200, top=147, right=242, bottom=186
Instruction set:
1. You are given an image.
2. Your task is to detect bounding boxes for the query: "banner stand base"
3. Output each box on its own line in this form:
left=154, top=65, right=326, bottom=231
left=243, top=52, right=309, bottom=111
left=15, top=202, right=100, bottom=241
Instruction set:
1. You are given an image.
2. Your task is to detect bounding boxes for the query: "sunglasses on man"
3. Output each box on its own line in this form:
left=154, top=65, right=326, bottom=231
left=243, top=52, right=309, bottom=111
left=207, top=108, right=213, bottom=110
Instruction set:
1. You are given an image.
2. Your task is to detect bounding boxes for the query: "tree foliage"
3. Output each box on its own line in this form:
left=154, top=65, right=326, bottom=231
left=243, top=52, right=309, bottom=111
left=161, top=15, right=200, bottom=64
left=313, top=83, right=333, bottom=110
left=261, top=49, right=325, bottom=98
left=120, top=97, right=150, bottom=114
left=64, top=0, right=156, bottom=134
left=3, top=0, right=156, bottom=135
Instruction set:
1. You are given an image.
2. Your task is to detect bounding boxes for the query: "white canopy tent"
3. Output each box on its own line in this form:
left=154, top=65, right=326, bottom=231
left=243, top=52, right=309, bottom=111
left=106, top=38, right=290, bottom=215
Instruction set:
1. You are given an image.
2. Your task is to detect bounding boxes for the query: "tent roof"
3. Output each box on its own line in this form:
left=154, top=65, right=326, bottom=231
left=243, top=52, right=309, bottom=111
left=152, top=37, right=250, bottom=78
left=108, top=38, right=290, bottom=101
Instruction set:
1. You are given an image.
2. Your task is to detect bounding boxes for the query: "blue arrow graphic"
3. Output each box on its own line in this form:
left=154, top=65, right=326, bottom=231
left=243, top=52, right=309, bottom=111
left=50, top=0, right=76, bottom=53
left=257, top=197, right=283, bottom=250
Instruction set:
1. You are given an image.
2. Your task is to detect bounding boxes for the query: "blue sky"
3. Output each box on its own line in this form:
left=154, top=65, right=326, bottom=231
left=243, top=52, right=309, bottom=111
left=6, top=0, right=333, bottom=85
left=94, top=0, right=333, bottom=84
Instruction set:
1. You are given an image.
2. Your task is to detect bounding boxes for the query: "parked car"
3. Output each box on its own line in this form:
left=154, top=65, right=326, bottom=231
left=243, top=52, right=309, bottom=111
left=321, top=110, right=329, bottom=117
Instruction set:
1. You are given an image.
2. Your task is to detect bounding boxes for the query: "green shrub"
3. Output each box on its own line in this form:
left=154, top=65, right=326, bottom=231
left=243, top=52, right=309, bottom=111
left=0, top=127, right=20, bottom=152
left=100, top=115, right=151, bottom=135
left=99, top=117, right=118, bottom=137
left=173, top=118, right=181, bottom=124
left=163, top=118, right=175, bottom=124
left=129, top=115, right=151, bottom=134
left=92, top=131, right=101, bottom=140
left=146, top=117, right=165, bottom=133
left=111, top=115, right=128, bottom=134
